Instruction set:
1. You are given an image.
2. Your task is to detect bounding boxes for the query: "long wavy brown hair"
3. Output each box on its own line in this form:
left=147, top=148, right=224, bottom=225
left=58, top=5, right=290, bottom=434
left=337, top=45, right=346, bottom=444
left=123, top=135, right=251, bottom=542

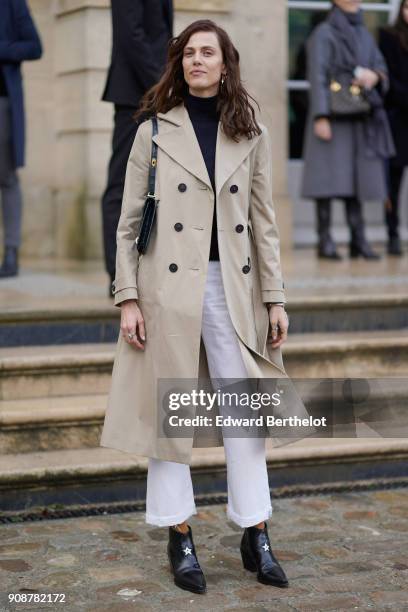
left=390, top=0, right=408, bottom=51
left=135, top=20, right=261, bottom=142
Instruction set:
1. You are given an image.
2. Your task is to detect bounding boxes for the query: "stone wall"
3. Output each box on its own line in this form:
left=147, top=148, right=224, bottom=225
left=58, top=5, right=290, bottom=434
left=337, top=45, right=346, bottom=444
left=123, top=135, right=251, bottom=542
left=14, top=0, right=291, bottom=260
left=18, top=0, right=57, bottom=258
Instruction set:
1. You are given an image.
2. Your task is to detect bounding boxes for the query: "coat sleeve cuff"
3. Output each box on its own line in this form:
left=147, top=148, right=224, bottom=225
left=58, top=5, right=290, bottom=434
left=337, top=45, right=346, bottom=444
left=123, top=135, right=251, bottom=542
left=261, top=278, right=285, bottom=291
left=114, top=286, right=139, bottom=307
left=262, top=290, right=286, bottom=304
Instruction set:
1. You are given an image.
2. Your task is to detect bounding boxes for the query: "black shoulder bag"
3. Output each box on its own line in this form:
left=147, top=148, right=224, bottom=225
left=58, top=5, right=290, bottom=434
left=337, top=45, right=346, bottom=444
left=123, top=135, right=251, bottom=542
left=329, top=74, right=371, bottom=119
left=133, top=117, right=159, bottom=254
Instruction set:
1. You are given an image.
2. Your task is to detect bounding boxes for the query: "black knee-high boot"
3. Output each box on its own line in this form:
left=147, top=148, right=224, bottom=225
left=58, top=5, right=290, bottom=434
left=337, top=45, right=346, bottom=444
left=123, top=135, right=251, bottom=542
left=386, top=164, right=404, bottom=256
left=315, top=198, right=342, bottom=260
left=0, top=246, right=19, bottom=278
left=344, top=197, right=381, bottom=260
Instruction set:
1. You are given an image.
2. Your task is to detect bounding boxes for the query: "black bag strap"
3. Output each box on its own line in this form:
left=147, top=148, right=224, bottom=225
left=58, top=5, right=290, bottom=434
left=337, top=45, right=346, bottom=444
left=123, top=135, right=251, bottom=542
left=147, top=116, right=158, bottom=198
left=132, top=117, right=159, bottom=254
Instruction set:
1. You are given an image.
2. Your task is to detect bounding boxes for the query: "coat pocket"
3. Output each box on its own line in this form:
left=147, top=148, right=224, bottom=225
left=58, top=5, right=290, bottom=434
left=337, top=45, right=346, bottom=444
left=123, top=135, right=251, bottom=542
left=250, top=287, right=262, bottom=353
left=246, top=221, right=255, bottom=282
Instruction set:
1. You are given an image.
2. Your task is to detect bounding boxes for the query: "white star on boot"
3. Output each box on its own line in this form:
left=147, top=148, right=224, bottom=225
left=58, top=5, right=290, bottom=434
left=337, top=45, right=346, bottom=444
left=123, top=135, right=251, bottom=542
left=183, top=546, right=192, bottom=556
left=262, top=542, right=270, bottom=551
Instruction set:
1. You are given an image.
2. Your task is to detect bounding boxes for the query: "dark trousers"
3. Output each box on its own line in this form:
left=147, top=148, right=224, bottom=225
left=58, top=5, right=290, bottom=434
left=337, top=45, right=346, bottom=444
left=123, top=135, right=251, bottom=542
left=0, top=97, right=22, bottom=249
left=101, top=105, right=140, bottom=280
left=316, top=196, right=370, bottom=246
left=385, top=163, right=405, bottom=240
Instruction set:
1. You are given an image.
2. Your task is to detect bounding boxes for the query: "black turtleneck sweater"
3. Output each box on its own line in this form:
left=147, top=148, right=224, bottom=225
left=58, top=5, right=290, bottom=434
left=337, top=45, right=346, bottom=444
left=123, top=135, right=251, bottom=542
left=185, top=92, right=220, bottom=261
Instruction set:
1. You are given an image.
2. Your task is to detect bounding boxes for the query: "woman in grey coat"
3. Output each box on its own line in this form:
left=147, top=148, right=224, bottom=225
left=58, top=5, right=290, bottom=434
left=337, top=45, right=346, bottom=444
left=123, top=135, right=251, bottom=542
left=301, top=0, right=395, bottom=260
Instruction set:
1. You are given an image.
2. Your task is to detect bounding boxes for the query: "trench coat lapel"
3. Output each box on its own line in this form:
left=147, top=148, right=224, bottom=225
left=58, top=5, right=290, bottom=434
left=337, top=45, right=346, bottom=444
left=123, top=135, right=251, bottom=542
left=154, top=105, right=212, bottom=190
left=215, top=123, right=260, bottom=197
left=154, top=104, right=261, bottom=195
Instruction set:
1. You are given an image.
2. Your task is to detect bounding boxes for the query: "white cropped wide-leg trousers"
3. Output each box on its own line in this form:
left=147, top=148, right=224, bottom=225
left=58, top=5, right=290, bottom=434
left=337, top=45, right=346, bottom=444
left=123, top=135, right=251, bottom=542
left=145, top=261, right=272, bottom=528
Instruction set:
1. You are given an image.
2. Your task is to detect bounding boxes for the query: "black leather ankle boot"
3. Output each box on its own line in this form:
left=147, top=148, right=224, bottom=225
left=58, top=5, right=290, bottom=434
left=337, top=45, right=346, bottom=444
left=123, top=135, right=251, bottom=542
left=167, top=525, right=206, bottom=594
left=240, top=523, right=288, bottom=587
left=0, top=246, right=19, bottom=278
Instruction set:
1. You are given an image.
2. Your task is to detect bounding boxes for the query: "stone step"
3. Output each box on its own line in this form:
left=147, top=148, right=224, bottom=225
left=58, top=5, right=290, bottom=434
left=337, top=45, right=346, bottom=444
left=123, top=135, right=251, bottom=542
left=0, top=343, right=114, bottom=401
left=284, top=329, right=408, bottom=377
left=288, top=293, right=408, bottom=334
left=2, top=293, right=408, bottom=347
left=0, top=306, right=119, bottom=348
left=1, top=438, right=408, bottom=512
left=1, top=330, right=408, bottom=401
left=2, top=383, right=406, bottom=455
left=0, top=394, right=106, bottom=453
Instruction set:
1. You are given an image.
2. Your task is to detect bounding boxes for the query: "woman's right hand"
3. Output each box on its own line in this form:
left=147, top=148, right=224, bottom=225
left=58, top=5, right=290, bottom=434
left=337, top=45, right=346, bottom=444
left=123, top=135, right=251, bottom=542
left=120, top=299, right=146, bottom=350
left=314, top=118, right=332, bottom=141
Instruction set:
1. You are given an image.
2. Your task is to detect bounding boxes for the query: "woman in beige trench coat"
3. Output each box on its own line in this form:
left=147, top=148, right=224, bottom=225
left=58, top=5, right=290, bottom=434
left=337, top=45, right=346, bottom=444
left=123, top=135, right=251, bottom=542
left=100, top=19, right=292, bottom=594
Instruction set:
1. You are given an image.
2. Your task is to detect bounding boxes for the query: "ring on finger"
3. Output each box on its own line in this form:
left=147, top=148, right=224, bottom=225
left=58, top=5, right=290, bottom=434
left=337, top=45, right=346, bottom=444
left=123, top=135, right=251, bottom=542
left=128, top=332, right=135, bottom=340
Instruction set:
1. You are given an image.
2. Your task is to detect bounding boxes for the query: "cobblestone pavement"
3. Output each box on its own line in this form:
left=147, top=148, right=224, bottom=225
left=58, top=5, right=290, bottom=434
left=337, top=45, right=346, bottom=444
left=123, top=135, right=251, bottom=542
left=1, top=489, right=408, bottom=611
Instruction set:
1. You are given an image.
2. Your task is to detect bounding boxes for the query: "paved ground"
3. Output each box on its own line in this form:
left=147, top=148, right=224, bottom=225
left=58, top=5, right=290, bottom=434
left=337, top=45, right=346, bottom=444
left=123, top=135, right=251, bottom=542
left=1, top=248, right=408, bottom=311
left=0, top=488, right=408, bottom=611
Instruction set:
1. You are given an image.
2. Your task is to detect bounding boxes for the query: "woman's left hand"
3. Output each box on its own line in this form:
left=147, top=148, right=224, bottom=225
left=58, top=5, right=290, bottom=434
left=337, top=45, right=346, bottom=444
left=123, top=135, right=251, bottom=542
left=353, top=68, right=379, bottom=90
left=267, top=305, right=289, bottom=348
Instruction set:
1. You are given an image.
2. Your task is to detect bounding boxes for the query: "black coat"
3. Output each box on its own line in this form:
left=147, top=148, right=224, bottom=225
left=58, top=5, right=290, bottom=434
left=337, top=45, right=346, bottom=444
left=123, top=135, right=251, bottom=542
left=0, top=0, right=42, bottom=167
left=102, top=0, right=173, bottom=107
left=379, top=28, right=408, bottom=167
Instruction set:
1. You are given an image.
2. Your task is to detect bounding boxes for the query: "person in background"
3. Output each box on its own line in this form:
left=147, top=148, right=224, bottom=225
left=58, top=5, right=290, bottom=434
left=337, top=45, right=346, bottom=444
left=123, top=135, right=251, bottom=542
left=379, top=0, right=408, bottom=256
left=0, top=0, right=42, bottom=278
left=101, top=0, right=173, bottom=296
left=301, top=0, right=395, bottom=260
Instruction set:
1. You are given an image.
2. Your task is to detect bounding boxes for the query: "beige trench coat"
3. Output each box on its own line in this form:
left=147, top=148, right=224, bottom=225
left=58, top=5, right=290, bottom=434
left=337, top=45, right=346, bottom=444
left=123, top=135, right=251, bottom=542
left=100, top=103, right=291, bottom=465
